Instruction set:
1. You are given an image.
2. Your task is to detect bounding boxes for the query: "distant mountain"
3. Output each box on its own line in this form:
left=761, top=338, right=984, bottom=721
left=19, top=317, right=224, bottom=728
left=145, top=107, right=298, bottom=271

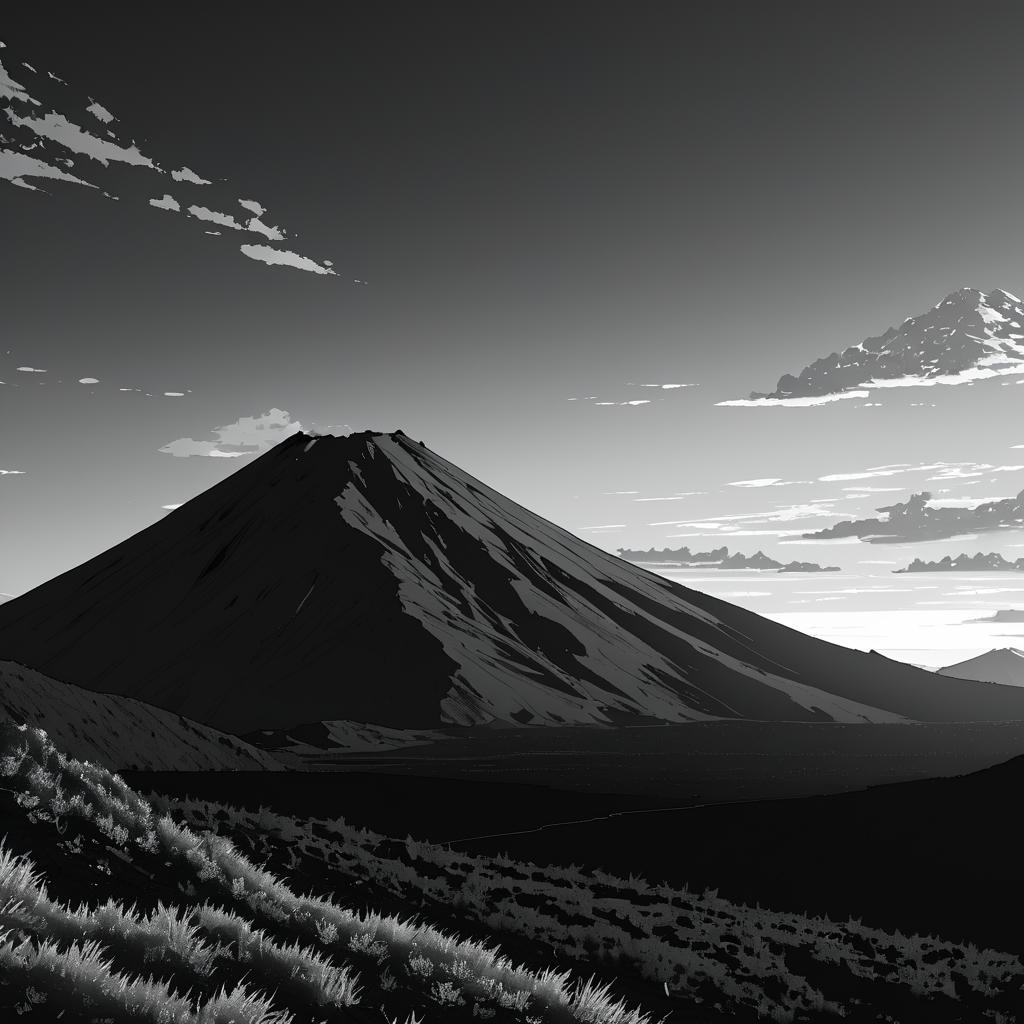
left=895, top=552, right=1024, bottom=573
left=777, top=560, right=840, bottom=573
left=731, top=287, right=1024, bottom=403
left=618, top=545, right=839, bottom=572
left=937, top=648, right=1024, bottom=687
left=970, top=609, right=1024, bottom=623
left=2, top=431, right=1024, bottom=731
left=0, top=661, right=282, bottom=770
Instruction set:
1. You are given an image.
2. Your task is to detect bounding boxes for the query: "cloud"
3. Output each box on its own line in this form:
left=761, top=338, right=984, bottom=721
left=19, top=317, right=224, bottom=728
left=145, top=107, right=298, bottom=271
left=77, top=377, right=99, bottom=384
left=6, top=109, right=155, bottom=167
left=239, top=244, right=336, bottom=276
left=841, top=485, right=905, bottom=492
left=570, top=383, right=696, bottom=407
left=161, top=504, right=183, bottom=511
left=803, top=489, right=1024, bottom=544
left=188, top=204, right=245, bottom=231
left=0, top=148, right=96, bottom=191
left=16, top=366, right=45, bottom=373
left=1, top=55, right=37, bottom=104
left=661, top=502, right=847, bottom=532
left=159, top=407, right=303, bottom=458
left=632, top=492, right=703, bottom=502
left=727, top=477, right=807, bottom=488
left=85, top=100, right=113, bottom=124
left=816, top=461, right=1010, bottom=484
left=171, top=166, right=211, bottom=184
left=0, top=469, right=26, bottom=475
left=718, top=391, right=869, bottom=408
left=819, top=466, right=936, bottom=482
left=667, top=528, right=809, bottom=537
left=1, top=43, right=336, bottom=277
left=148, top=193, right=180, bottom=212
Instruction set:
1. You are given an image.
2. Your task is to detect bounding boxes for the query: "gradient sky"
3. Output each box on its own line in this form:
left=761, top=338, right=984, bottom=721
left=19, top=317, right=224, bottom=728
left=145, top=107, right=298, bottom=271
left=5, top=2, right=1024, bottom=663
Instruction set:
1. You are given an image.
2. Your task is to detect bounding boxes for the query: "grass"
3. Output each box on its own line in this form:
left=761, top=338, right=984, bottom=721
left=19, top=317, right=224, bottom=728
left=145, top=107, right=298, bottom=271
left=155, top=789, right=1024, bottom=1023
left=0, top=720, right=653, bottom=1024
left=4, top=717, right=1024, bottom=1022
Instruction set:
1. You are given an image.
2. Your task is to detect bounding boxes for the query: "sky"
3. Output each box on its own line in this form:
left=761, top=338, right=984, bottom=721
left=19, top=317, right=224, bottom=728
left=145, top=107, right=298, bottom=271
left=6, top=2, right=1024, bottom=663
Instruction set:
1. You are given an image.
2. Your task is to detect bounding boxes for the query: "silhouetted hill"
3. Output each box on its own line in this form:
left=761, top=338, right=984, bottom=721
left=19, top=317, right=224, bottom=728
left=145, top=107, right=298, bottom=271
left=452, top=750, right=1024, bottom=956
left=2, top=431, right=1024, bottom=731
left=938, top=648, right=1024, bottom=687
left=970, top=608, right=1024, bottom=622
left=0, top=661, right=282, bottom=770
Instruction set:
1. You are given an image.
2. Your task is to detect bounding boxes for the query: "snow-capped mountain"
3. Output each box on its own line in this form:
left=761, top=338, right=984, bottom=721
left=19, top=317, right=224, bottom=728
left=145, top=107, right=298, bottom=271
left=937, top=648, right=1024, bottom=687
left=725, top=287, right=1024, bottom=405
left=1, top=431, right=1024, bottom=731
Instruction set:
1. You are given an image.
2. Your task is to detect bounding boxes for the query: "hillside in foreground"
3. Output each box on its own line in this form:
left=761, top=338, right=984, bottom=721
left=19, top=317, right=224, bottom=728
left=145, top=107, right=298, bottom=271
left=2, top=721, right=1022, bottom=1023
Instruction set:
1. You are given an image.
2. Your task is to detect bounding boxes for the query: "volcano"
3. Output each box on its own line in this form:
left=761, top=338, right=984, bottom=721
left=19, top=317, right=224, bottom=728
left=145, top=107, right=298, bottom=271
left=1, top=431, right=1023, bottom=732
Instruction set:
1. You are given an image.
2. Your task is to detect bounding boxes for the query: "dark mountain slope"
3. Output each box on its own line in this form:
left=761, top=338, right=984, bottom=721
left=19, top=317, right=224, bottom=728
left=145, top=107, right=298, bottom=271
left=0, top=660, right=283, bottom=770
left=1, top=431, right=1023, bottom=731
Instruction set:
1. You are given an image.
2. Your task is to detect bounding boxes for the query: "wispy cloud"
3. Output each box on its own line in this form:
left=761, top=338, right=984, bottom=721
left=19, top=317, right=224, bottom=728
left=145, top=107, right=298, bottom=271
left=718, top=391, right=869, bottom=408
left=568, top=382, right=696, bottom=407
left=0, top=46, right=336, bottom=276
left=727, top=477, right=806, bottom=488
left=632, top=492, right=703, bottom=502
left=240, top=244, right=336, bottom=276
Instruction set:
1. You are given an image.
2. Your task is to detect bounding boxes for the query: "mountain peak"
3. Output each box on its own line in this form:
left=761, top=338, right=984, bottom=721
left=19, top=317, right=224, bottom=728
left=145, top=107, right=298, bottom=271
left=4, top=438, right=1024, bottom=731
left=938, top=647, right=1024, bottom=687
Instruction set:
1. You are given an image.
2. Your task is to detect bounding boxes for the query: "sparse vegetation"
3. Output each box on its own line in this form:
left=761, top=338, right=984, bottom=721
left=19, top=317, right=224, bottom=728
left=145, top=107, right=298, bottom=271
left=0, top=721, right=653, bottom=1023
left=4, top=719, right=1024, bottom=1022
left=156, top=790, right=1024, bottom=1023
